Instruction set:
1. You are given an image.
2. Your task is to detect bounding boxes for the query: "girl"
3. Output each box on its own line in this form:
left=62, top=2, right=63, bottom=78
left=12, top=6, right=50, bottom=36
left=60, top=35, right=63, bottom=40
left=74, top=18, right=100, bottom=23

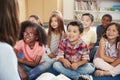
left=93, top=22, right=120, bottom=77
left=28, top=14, right=43, bottom=26
left=14, top=21, right=51, bottom=80
left=50, top=10, right=67, bottom=32
left=44, top=14, right=65, bottom=63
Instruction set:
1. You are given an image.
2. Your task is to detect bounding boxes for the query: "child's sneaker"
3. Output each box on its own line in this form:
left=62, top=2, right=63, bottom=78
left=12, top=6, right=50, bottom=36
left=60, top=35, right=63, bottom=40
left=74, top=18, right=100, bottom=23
left=78, top=75, right=93, bottom=80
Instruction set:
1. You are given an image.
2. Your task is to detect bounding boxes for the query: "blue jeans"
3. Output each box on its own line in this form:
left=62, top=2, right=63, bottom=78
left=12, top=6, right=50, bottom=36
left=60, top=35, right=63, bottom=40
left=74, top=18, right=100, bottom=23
left=18, top=52, right=53, bottom=80
left=42, top=54, right=59, bottom=75
left=42, top=54, right=56, bottom=63
left=53, top=62, right=95, bottom=80
left=89, top=46, right=98, bottom=62
left=19, top=61, right=52, bottom=80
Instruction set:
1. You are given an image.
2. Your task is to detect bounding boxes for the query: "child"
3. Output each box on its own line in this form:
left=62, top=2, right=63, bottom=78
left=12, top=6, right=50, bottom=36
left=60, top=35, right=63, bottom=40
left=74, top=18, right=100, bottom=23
left=93, top=22, right=120, bottom=77
left=28, top=14, right=43, bottom=26
left=0, top=0, right=20, bottom=80
left=95, top=14, right=112, bottom=46
left=80, top=13, right=97, bottom=62
left=81, top=13, right=96, bottom=50
left=51, top=10, right=67, bottom=32
left=53, top=21, right=95, bottom=80
left=44, top=14, right=65, bottom=63
left=14, top=21, right=51, bottom=80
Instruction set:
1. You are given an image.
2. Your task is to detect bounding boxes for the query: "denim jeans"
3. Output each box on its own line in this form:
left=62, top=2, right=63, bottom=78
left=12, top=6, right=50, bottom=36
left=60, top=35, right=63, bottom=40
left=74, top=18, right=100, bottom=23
left=18, top=52, right=53, bottom=80
left=42, top=54, right=59, bottom=75
left=53, top=62, right=95, bottom=80
left=42, top=54, right=56, bottom=63
left=19, top=61, right=52, bottom=80
left=89, top=46, right=98, bottom=62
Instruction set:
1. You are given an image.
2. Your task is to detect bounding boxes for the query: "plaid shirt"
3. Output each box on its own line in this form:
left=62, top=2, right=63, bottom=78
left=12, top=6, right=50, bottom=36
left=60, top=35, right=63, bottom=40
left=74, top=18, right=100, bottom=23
left=57, top=39, right=89, bottom=63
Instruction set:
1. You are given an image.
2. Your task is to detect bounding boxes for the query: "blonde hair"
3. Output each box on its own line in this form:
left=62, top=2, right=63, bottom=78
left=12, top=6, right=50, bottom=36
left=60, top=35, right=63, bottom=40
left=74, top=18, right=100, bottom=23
left=51, top=10, right=63, bottom=18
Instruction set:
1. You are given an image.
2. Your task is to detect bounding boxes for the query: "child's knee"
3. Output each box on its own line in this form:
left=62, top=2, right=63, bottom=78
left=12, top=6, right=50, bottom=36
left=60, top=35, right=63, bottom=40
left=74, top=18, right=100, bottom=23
left=53, top=62, right=61, bottom=69
left=93, top=58, right=102, bottom=67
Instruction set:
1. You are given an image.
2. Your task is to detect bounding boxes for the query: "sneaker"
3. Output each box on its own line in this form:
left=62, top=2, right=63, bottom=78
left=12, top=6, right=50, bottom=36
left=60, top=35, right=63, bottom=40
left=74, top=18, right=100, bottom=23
left=78, top=75, right=93, bottom=80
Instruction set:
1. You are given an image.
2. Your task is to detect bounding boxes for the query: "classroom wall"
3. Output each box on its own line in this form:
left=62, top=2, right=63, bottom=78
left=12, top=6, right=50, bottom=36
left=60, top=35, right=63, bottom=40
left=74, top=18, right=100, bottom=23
left=18, top=0, right=27, bottom=22
left=18, top=0, right=63, bottom=22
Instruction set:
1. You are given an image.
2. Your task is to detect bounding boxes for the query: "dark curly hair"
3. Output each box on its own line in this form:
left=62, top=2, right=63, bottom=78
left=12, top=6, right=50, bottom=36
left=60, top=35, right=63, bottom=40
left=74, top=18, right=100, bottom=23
left=19, top=21, right=47, bottom=46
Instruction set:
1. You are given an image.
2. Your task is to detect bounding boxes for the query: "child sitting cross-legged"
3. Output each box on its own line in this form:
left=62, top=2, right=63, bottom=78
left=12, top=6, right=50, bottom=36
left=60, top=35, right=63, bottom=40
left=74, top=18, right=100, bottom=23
left=14, top=21, right=52, bottom=80
left=53, top=21, right=95, bottom=80
left=93, top=22, right=120, bottom=77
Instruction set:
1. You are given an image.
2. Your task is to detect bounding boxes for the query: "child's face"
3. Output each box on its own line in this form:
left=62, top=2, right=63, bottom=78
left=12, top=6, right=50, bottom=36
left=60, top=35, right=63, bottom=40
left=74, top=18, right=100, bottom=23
left=102, top=16, right=111, bottom=27
left=51, top=17, right=58, bottom=29
left=67, top=25, right=80, bottom=44
left=23, top=27, right=37, bottom=44
left=29, top=17, right=39, bottom=24
left=81, top=16, right=93, bottom=29
left=106, top=25, right=119, bottom=40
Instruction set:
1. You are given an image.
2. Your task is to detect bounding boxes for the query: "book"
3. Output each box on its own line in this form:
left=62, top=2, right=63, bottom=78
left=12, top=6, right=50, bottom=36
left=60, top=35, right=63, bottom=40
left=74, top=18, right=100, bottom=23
left=36, top=73, right=71, bottom=80
left=74, top=0, right=98, bottom=11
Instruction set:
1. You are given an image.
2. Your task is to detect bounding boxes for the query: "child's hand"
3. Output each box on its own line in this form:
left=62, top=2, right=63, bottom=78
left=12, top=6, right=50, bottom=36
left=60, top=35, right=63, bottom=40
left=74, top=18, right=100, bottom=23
left=19, top=68, right=28, bottom=80
left=71, top=62, right=79, bottom=70
left=48, top=53, right=57, bottom=58
left=62, top=59, right=71, bottom=68
left=18, top=58, right=25, bottom=63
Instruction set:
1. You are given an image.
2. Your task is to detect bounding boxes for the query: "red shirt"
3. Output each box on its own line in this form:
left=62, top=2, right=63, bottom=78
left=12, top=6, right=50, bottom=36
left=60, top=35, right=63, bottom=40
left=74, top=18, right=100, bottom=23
left=57, top=39, right=89, bottom=63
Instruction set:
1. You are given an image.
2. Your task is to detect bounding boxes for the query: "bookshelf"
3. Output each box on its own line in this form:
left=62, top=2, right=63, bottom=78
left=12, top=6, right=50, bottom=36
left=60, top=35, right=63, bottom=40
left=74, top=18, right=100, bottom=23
left=74, top=0, right=120, bottom=22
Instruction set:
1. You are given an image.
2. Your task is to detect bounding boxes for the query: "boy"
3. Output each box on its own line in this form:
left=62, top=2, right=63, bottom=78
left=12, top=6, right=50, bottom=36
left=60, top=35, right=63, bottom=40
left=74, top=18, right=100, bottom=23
left=81, top=13, right=97, bottom=62
left=81, top=13, right=96, bottom=50
left=53, top=21, right=95, bottom=80
left=95, top=14, right=112, bottom=46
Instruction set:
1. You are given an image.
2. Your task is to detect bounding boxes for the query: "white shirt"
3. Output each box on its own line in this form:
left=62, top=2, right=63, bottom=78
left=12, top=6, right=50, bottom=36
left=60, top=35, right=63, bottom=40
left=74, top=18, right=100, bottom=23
left=0, top=42, right=20, bottom=80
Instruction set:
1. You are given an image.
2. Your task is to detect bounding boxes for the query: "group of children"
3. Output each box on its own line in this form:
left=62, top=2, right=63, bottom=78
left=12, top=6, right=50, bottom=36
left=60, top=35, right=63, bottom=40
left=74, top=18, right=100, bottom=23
left=14, top=10, right=120, bottom=80
left=1, top=1, right=120, bottom=80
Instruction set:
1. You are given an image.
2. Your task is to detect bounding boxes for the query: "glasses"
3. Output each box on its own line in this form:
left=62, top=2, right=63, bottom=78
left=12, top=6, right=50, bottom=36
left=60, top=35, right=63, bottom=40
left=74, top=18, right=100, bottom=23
left=23, top=32, right=36, bottom=37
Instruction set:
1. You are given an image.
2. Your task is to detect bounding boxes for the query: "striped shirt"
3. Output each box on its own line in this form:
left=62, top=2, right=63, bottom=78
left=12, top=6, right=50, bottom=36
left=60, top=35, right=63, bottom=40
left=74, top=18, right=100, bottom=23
left=49, top=32, right=64, bottom=54
left=50, top=32, right=60, bottom=54
left=105, top=39, right=118, bottom=58
left=95, top=39, right=119, bottom=58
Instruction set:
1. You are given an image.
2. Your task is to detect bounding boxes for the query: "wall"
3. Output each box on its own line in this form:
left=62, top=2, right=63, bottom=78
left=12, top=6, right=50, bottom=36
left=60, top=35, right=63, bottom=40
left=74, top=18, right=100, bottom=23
left=18, top=0, right=76, bottom=23
left=43, top=0, right=62, bottom=22
left=18, top=0, right=63, bottom=23
left=98, top=0, right=120, bottom=22
left=18, top=0, right=27, bottom=22
left=26, top=0, right=43, bottom=22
